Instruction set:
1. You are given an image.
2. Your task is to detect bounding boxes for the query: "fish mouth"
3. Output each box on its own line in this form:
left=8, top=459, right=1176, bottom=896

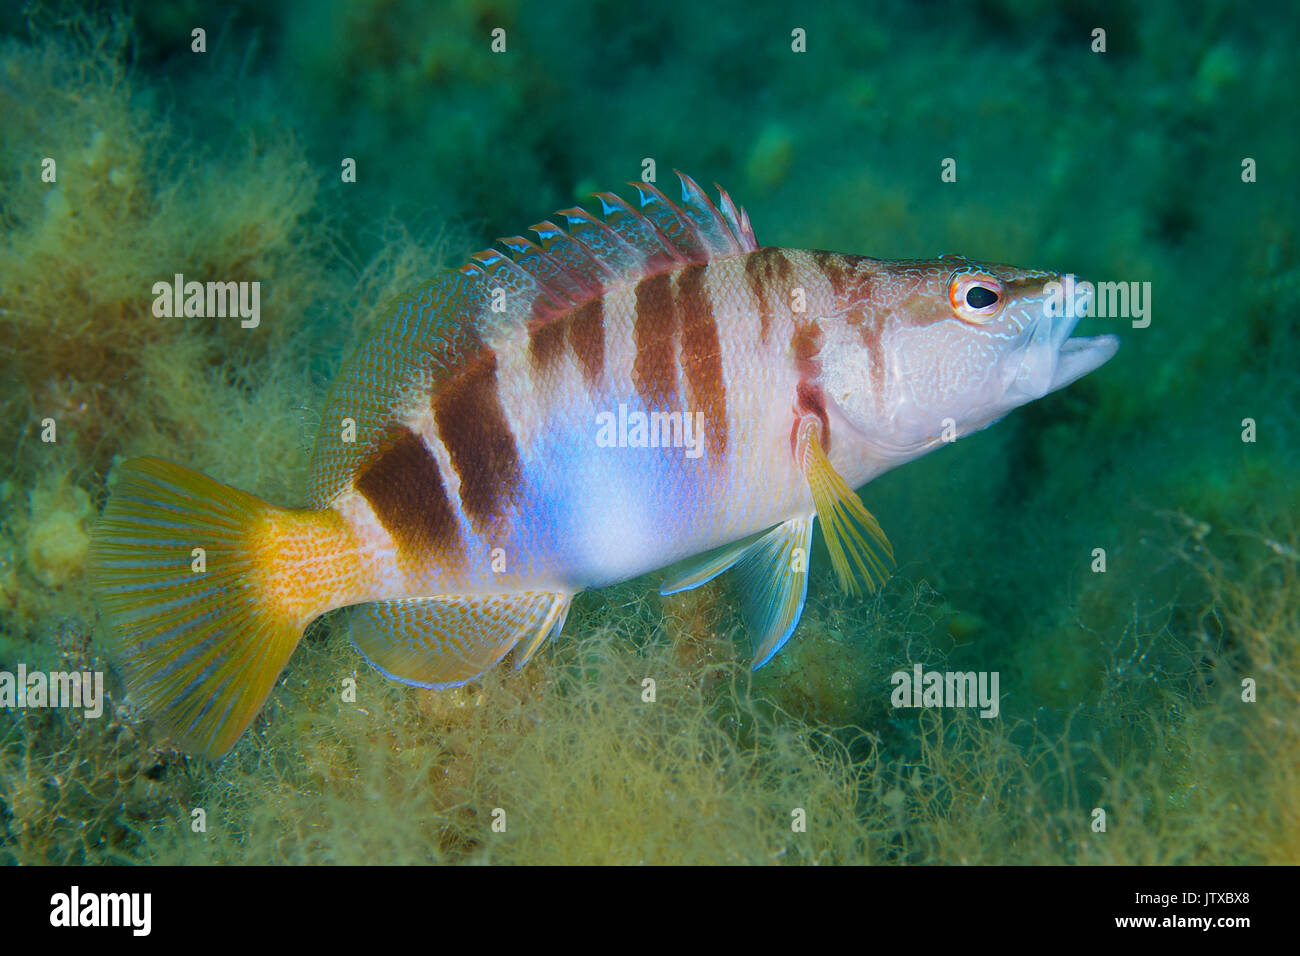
left=1049, top=333, right=1120, bottom=391
left=1006, top=281, right=1119, bottom=400
left=1045, top=282, right=1118, bottom=390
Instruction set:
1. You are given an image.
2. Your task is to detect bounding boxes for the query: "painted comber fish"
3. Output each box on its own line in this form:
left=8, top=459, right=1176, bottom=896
left=88, top=172, right=1118, bottom=757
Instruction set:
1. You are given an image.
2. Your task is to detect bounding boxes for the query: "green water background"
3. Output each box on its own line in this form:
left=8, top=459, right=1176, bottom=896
left=0, top=0, right=1296, bottom=863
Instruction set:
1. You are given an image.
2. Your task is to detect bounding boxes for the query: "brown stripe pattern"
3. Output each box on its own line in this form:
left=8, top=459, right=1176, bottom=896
left=675, top=263, right=728, bottom=459
left=743, top=247, right=793, bottom=344
left=811, top=249, right=852, bottom=301
left=568, top=297, right=606, bottom=388
left=355, top=426, right=462, bottom=560
left=790, top=319, right=823, bottom=381
left=847, top=306, right=886, bottom=392
left=632, top=272, right=679, bottom=408
left=432, top=350, right=523, bottom=529
left=527, top=318, right=567, bottom=372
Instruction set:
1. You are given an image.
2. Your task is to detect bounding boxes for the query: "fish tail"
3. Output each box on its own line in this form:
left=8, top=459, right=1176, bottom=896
left=88, top=457, right=360, bottom=758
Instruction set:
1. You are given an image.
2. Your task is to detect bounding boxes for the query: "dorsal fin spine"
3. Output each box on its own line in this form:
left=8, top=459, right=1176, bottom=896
left=558, top=207, right=641, bottom=278
left=499, top=236, right=582, bottom=313
left=629, top=180, right=709, bottom=260
left=529, top=220, right=609, bottom=295
left=469, top=247, right=561, bottom=317
left=675, top=171, right=744, bottom=256
left=713, top=182, right=756, bottom=251
left=595, top=191, right=680, bottom=270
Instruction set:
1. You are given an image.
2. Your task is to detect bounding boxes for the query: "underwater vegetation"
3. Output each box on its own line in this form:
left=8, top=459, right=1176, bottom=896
left=1, top=2, right=1298, bottom=864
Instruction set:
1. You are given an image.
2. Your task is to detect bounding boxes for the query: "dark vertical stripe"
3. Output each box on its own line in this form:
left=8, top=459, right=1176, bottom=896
left=744, top=247, right=791, bottom=344
left=675, top=263, right=728, bottom=459
left=744, top=251, right=772, bottom=345
left=432, top=350, right=523, bottom=529
left=527, top=319, right=566, bottom=372
left=568, top=297, right=605, bottom=388
left=355, top=426, right=462, bottom=560
left=849, top=307, right=886, bottom=393
left=811, top=249, right=851, bottom=301
left=766, top=246, right=794, bottom=281
left=794, top=381, right=831, bottom=453
left=632, top=272, right=678, bottom=408
left=791, top=320, right=822, bottom=380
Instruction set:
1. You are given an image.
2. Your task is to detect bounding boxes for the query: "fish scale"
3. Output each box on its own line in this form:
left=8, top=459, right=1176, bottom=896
left=88, top=171, right=1118, bottom=757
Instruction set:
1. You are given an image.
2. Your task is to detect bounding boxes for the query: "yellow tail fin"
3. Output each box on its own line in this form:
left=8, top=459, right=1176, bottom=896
left=87, top=458, right=343, bottom=758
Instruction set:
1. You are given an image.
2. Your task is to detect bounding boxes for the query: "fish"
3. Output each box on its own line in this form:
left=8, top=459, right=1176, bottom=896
left=87, top=171, right=1119, bottom=757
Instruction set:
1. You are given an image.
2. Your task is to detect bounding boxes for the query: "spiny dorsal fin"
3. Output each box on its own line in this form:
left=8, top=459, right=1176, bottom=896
left=461, top=170, right=758, bottom=334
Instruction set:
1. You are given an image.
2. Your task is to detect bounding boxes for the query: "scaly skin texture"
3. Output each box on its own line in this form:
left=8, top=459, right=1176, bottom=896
left=322, top=245, right=1115, bottom=609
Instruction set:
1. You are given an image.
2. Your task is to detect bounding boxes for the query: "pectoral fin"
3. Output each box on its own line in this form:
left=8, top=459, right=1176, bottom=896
left=793, top=414, right=895, bottom=595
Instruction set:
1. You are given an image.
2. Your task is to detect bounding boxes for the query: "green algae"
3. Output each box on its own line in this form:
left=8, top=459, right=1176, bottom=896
left=1, top=3, right=1298, bottom=865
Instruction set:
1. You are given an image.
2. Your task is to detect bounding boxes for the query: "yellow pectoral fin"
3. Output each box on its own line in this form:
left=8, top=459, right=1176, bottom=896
left=794, top=416, right=895, bottom=595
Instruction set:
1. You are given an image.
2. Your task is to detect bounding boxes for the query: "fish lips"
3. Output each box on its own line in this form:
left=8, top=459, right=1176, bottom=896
left=1045, top=283, right=1119, bottom=391
left=1007, top=287, right=1119, bottom=401
left=1050, top=333, right=1120, bottom=392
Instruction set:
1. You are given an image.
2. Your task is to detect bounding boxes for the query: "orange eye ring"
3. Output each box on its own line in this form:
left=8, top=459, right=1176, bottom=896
left=949, top=273, right=1003, bottom=324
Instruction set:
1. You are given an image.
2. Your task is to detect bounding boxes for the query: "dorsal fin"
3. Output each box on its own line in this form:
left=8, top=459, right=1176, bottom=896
left=308, top=173, right=756, bottom=507
left=308, top=272, right=485, bottom=508
left=461, top=170, right=758, bottom=338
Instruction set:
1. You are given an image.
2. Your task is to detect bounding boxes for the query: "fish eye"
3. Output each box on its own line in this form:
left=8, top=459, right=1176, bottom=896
left=949, top=273, right=1003, bottom=324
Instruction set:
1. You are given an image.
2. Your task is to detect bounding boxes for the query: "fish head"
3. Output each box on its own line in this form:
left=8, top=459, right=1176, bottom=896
left=823, top=254, right=1119, bottom=461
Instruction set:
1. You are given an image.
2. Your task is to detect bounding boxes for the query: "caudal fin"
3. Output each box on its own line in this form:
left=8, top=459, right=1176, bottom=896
left=87, top=458, right=328, bottom=758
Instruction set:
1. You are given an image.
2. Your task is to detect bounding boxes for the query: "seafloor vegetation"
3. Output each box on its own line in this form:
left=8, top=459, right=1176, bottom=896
left=0, top=1, right=1296, bottom=863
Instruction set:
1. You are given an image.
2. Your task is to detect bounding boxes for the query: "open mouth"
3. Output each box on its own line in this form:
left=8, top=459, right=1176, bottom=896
left=1041, top=280, right=1119, bottom=392
left=1050, top=334, right=1120, bottom=391
left=1007, top=282, right=1121, bottom=400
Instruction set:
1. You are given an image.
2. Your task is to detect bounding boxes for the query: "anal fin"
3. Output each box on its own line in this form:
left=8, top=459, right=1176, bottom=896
left=351, top=591, right=571, bottom=689
left=511, top=593, right=572, bottom=669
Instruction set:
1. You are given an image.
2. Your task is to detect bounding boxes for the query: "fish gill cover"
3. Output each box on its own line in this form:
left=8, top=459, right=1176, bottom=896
left=0, top=0, right=1296, bottom=869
